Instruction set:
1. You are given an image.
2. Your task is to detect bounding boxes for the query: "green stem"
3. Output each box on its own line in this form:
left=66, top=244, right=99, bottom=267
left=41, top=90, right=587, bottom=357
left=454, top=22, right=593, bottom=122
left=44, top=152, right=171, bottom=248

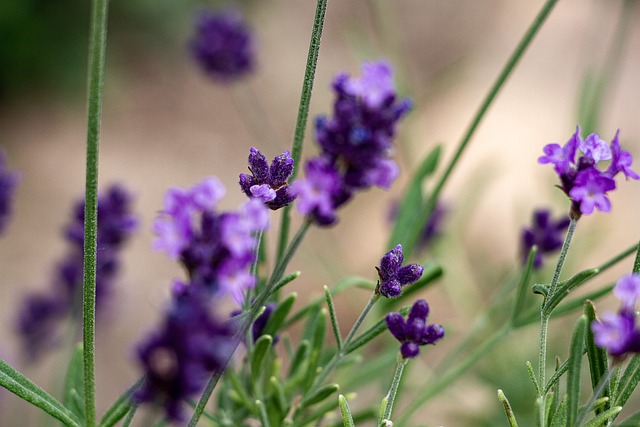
left=405, top=0, right=559, bottom=257
left=381, top=357, right=407, bottom=424
left=83, top=0, right=110, bottom=425
left=188, top=222, right=310, bottom=426
left=277, top=0, right=328, bottom=261
left=545, top=219, right=577, bottom=305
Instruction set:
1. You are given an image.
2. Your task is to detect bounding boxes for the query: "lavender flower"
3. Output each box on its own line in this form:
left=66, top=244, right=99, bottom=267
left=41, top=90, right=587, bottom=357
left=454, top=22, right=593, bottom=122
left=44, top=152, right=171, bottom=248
left=190, top=9, right=255, bottom=82
left=0, top=151, right=20, bottom=235
left=376, top=244, right=424, bottom=298
left=520, top=209, right=570, bottom=268
left=538, top=127, right=638, bottom=218
left=153, top=178, right=269, bottom=304
left=386, top=299, right=444, bottom=359
left=591, top=273, right=640, bottom=358
left=135, top=284, right=235, bottom=420
left=239, top=147, right=296, bottom=210
left=16, top=185, right=137, bottom=359
left=292, top=60, right=410, bottom=226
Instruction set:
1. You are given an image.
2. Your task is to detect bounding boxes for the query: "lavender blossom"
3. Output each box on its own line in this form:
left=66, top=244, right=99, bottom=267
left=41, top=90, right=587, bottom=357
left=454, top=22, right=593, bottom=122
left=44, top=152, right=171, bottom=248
left=538, top=127, right=638, bottom=218
left=520, top=209, right=570, bottom=268
left=16, top=185, right=137, bottom=359
left=592, top=273, right=640, bottom=358
left=0, top=151, right=20, bottom=235
left=386, top=299, right=444, bottom=359
left=292, top=60, right=410, bottom=226
left=239, top=147, right=296, bottom=210
left=153, top=179, right=269, bottom=304
left=190, top=9, right=255, bottom=82
left=135, top=284, right=235, bottom=420
left=376, top=244, right=424, bottom=298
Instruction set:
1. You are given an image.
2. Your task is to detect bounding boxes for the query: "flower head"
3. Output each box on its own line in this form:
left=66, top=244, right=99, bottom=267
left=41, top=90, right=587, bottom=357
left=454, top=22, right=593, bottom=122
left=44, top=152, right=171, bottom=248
left=538, top=127, right=637, bottom=218
left=520, top=209, right=570, bottom=268
left=239, top=147, right=296, bottom=210
left=0, top=151, right=20, bottom=235
left=190, top=9, right=255, bottom=82
left=386, top=299, right=444, bottom=359
left=135, top=285, right=235, bottom=420
left=592, top=273, right=640, bottom=358
left=376, top=244, right=424, bottom=298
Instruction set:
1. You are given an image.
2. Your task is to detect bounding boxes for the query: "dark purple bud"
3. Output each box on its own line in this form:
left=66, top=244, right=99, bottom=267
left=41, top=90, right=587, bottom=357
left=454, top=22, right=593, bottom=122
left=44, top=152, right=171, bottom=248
left=406, top=318, right=426, bottom=342
left=421, top=324, right=445, bottom=345
left=407, top=299, right=429, bottom=322
left=398, top=264, right=424, bottom=286
left=385, top=313, right=406, bottom=341
left=270, top=150, right=294, bottom=187
left=248, top=147, right=270, bottom=182
left=400, top=341, right=420, bottom=359
left=379, top=279, right=402, bottom=298
left=379, top=245, right=404, bottom=280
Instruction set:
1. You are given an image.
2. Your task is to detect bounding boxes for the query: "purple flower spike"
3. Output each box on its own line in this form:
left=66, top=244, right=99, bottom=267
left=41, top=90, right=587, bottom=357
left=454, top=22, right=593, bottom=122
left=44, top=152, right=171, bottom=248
left=385, top=299, right=444, bottom=359
left=520, top=209, right=570, bottom=268
left=539, top=127, right=636, bottom=218
left=0, top=151, right=20, bottom=235
left=239, top=148, right=296, bottom=210
left=190, top=9, right=255, bottom=82
left=376, top=245, right=424, bottom=298
left=613, top=274, right=640, bottom=310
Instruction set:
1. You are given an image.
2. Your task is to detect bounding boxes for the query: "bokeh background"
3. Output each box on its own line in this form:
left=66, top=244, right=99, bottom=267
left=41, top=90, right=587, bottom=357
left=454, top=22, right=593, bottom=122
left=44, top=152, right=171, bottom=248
left=1, top=0, right=640, bottom=425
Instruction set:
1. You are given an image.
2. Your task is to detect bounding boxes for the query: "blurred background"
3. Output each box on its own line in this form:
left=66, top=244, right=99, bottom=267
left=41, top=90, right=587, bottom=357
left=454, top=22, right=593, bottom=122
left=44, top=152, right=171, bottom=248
left=1, top=0, right=640, bottom=425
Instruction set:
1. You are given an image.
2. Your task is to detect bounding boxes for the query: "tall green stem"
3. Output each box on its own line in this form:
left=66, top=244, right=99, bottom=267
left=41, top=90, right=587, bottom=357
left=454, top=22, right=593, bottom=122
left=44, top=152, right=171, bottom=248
left=405, top=0, right=559, bottom=257
left=381, top=357, right=407, bottom=424
left=277, top=0, right=327, bottom=261
left=83, top=0, right=109, bottom=425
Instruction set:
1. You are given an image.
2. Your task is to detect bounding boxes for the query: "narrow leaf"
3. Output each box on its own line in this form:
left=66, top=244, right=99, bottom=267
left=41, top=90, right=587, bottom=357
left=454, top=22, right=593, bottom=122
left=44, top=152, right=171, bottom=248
left=98, top=377, right=144, bottom=427
left=0, top=360, right=79, bottom=426
left=269, top=376, right=289, bottom=416
left=613, top=410, right=640, bottom=426
left=271, top=271, right=301, bottom=295
left=263, top=293, right=297, bottom=338
left=566, top=315, right=587, bottom=427
left=497, top=389, right=520, bottom=427
left=584, top=301, right=609, bottom=411
left=251, top=335, right=273, bottom=385
left=544, top=269, right=599, bottom=315
left=511, top=246, right=538, bottom=326
left=526, top=361, right=540, bottom=395
left=613, top=353, right=640, bottom=409
left=339, top=394, right=355, bottom=427
left=582, top=406, right=622, bottom=427
left=325, top=286, right=343, bottom=349
left=300, top=383, right=339, bottom=409
left=255, top=400, right=271, bottom=427
left=549, top=396, right=567, bottom=427
left=288, top=340, right=310, bottom=378
left=64, top=344, right=86, bottom=423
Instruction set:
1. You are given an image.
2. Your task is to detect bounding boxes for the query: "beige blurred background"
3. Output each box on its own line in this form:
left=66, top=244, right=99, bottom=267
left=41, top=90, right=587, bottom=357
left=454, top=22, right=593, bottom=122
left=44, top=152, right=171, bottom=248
left=1, top=0, right=640, bottom=425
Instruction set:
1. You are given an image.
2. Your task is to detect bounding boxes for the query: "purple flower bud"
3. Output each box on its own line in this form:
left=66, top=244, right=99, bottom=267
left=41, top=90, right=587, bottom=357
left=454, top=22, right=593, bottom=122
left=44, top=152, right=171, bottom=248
left=240, top=148, right=296, bottom=210
left=520, top=209, right=570, bottom=269
left=613, top=274, right=640, bottom=310
left=0, top=151, right=20, bottom=235
left=376, top=245, right=423, bottom=298
left=386, top=299, right=444, bottom=359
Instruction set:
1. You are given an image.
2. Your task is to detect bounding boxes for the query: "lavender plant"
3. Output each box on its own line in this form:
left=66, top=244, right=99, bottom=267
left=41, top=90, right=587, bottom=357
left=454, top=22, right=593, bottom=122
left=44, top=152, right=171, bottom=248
left=2, top=0, right=640, bottom=427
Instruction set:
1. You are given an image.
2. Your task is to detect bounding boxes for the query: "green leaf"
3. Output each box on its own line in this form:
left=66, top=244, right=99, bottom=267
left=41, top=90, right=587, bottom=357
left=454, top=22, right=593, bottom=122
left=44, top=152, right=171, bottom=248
left=304, top=309, right=328, bottom=391
left=388, top=145, right=441, bottom=248
left=288, top=340, right=310, bottom=379
left=300, top=383, right=339, bottom=409
left=613, top=410, right=640, bottom=426
left=497, top=389, right=519, bottom=427
left=263, top=293, right=297, bottom=338
left=0, top=360, right=80, bottom=426
left=549, top=396, right=567, bottom=427
left=613, top=354, right=640, bottom=409
left=63, top=344, right=85, bottom=423
left=510, top=246, right=538, bottom=326
left=255, top=400, right=271, bottom=427
left=526, top=361, right=540, bottom=395
left=325, top=286, right=343, bottom=350
left=271, top=272, right=302, bottom=296
left=584, top=301, right=609, bottom=411
left=225, top=368, right=254, bottom=411
left=339, top=394, right=355, bottom=427
left=98, top=377, right=144, bottom=427
left=251, top=334, right=274, bottom=384
left=566, top=315, right=587, bottom=427
left=269, top=376, right=289, bottom=416
left=582, top=406, right=622, bottom=427
left=544, top=269, right=599, bottom=315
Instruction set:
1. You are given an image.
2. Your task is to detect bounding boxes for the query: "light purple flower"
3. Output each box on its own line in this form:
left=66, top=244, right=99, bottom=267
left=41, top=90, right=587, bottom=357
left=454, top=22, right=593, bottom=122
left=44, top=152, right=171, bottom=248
left=239, top=148, right=296, bottom=210
left=538, top=127, right=580, bottom=175
left=607, top=130, right=640, bottom=180
left=580, top=133, right=612, bottom=163
left=591, top=311, right=636, bottom=357
left=614, top=273, right=640, bottom=309
left=343, top=61, right=395, bottom=109
left=568, top=169, right=615, bottom=214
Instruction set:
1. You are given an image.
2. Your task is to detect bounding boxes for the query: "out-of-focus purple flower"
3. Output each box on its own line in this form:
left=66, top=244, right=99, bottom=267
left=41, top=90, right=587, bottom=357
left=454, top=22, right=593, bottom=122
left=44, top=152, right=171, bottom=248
left=190, top=9, right=255, bottom=82
left=592, top=273, right=640, bottom=358
left=538, top=127, right=638, bottom=218
left=386, top=299, right=444, bottom=359
left=135, top=285, right=235, bottom=421
left=293, top=60, right=410, bottom=226
left=376, top=244, right=423, bottom=298
left=16, top=185, right=137, bottom=360
left=239, top=148, right=296, bottom=210
left=0, top=151, right=20, bottom=235
left=520, top=209, right=570, bottom=269
left=154, top=178, right=268, bottom=303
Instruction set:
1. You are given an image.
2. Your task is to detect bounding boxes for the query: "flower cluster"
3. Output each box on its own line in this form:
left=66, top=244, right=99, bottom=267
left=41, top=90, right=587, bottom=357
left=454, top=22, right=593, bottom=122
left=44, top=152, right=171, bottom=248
left=520, top=208, right=570, bottom=268
left=591, top=273, right=640, bottom=358
left=135, top=284, right=235, bottom=421
left=376, top=244, right=423, bottom=298
left=386, top=299, right=444, bottom=359
left=291, top=61, right=411, bottom=226
left=16, top=185, right=137, bottom=359
left=0, top=151, right=20, bottom=235
left=538, top=127, right=639, bottom=218
left=239, top=147, right=296, bottom=210
left=190, top=9, right=255, bottom=82
left=152, top=177, right=269, bottom=303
